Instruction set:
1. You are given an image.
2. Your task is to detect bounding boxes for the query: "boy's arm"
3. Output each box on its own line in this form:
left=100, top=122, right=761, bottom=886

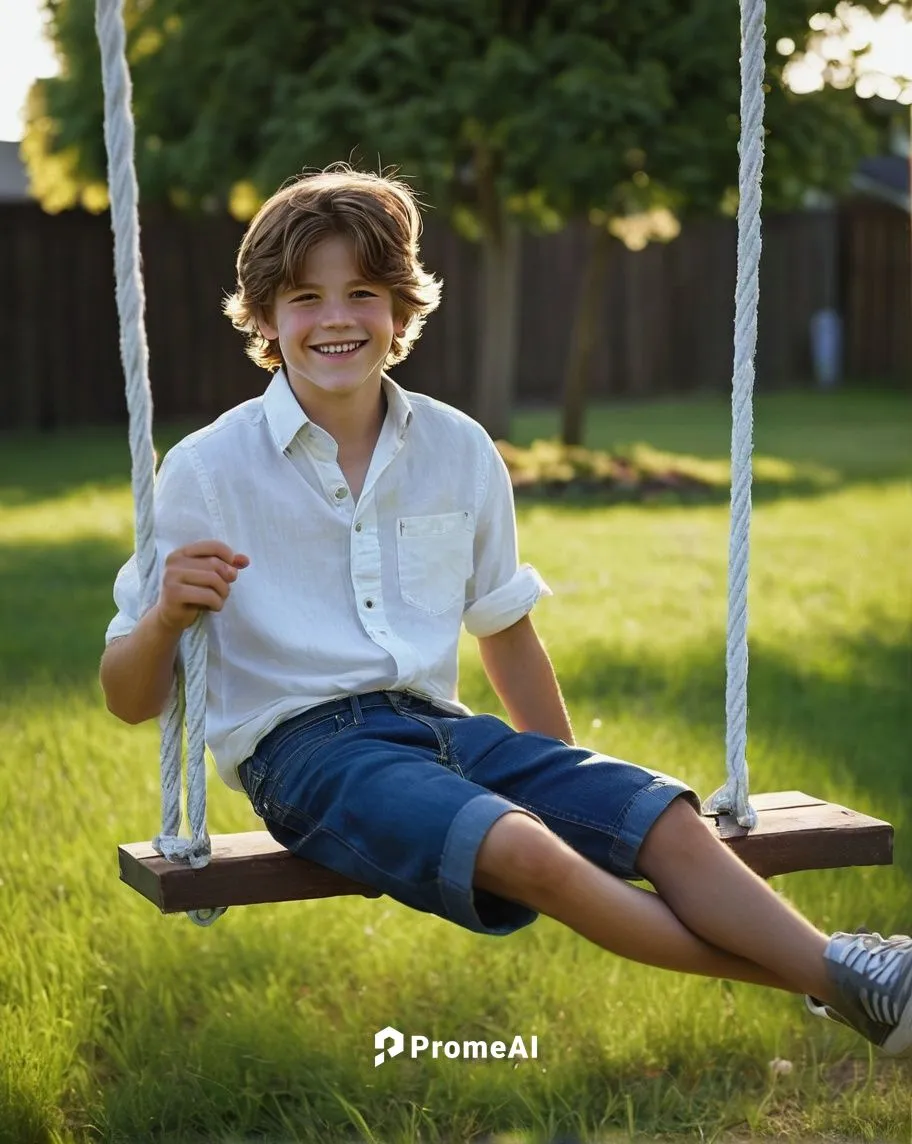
left=99, top=607, right=182, bottom=724
left=478, top=615, right=575, bottom=744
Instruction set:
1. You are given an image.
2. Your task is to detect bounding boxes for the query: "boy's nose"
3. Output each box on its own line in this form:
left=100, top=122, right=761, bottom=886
left=321, top=306, right=355, bottom=327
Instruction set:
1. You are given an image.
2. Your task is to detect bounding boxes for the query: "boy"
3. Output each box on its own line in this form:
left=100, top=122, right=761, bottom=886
left=100, top=167, right=911, bottom=1057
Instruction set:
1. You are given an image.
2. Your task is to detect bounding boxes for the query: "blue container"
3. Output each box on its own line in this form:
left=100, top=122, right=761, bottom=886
left=810, top=308, right=843, bottom=389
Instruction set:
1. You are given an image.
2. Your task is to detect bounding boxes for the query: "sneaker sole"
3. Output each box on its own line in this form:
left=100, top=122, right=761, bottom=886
left=806, top=993, right=912, bottom=1058
left=882, top=988, right=912, bottom=1057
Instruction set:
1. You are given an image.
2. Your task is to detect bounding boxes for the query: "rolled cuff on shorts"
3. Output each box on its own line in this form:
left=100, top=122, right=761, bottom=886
left=463, top=564, right=552, bottom=638
left=437, top=793, right=544, bottom=936
left=612, top=777, right=702, bottom=880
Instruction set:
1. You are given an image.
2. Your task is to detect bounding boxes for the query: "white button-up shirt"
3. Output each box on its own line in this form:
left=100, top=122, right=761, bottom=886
left=106, top=371, right=550, bottom=789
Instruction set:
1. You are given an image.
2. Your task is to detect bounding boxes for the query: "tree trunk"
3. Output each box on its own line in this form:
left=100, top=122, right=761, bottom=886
left=472, top=146, right=522, bottom=440
left=561, top=225, right=613, bottom=446
left=474, top=226, right=522, bottom=439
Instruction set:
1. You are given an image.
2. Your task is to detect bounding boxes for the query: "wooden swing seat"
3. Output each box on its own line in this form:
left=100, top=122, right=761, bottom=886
left=118, top=790, right=893, bottom=916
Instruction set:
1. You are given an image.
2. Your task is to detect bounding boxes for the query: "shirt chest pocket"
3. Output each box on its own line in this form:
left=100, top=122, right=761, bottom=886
left=397, top=511, right=474, bottom=615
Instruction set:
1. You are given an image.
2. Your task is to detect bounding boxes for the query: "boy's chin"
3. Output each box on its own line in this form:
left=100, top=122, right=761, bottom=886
left=295, top=369, right=383, bottom=397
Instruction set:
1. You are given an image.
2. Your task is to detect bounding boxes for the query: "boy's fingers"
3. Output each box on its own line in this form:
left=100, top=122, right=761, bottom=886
left=182, top=539, right=236, bottom=563
left=220, top=556, right=249, bottom=578
left=175, top=542, right=249, bottom=568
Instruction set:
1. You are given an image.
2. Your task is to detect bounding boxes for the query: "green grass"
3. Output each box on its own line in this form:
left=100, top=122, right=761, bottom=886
left=0, top=388, right=910, bottom=1144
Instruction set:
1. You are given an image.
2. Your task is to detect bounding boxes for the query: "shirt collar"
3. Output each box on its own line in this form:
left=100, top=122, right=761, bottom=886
left=263, top=368, right=413, bottom=453
left=380, top=373, right=413, bottom=437
left=263, top=369, right=308, bottom=453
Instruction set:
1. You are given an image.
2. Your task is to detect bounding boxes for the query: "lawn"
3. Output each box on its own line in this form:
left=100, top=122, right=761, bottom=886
left=0, top=388, right=910, bottom=1144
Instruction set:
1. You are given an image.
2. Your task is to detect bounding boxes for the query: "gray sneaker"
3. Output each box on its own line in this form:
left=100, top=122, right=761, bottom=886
left=805, top=931, right=912, bottom=1057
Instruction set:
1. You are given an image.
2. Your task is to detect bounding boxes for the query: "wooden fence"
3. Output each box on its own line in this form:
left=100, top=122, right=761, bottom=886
left=0, top=200, right=908, bottom=431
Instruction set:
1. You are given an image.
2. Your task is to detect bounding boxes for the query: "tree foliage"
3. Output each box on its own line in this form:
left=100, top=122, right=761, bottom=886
left=29, top=0, right=880, bottom=218
left=26, top=0, right=883, bottom=433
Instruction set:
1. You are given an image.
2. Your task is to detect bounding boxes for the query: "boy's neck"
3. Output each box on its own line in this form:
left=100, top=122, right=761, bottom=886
left=289, top=378, right=387, bottom=458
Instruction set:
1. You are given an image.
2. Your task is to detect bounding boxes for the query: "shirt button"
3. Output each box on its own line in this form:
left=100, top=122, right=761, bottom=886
left=365, top=599, right=374, bottom=609
left=354, top=522, right=363, bottom=532
left=334, top=486, right=348, bottom=500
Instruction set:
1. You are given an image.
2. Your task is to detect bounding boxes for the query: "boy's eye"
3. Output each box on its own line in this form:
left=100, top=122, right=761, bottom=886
left=287, top=289, right=377, bottom=302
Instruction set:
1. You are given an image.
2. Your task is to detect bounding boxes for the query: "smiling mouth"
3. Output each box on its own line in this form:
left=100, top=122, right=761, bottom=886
left=311, top=340, right=367, bottom=356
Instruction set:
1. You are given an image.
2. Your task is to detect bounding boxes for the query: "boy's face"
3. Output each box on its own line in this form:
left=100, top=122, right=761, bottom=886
left=259, top=234, right=402, bottom=407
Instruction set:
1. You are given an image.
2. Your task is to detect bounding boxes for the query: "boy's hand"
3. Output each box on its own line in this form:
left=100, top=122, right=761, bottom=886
left=153, top=541, right=250, bottom=633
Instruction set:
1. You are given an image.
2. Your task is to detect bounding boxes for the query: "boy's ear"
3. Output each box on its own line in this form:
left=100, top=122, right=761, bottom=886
left=256, top=307, right=278, bottom=341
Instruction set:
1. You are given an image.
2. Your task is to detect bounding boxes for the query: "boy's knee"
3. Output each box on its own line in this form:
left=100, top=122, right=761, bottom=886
left=474, top=811, right=574, bottom=905
left=636, top=794, right=714, bottom=878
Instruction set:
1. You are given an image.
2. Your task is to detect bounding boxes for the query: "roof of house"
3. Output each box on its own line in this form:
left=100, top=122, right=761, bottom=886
left=852, top=154, right=910, bottom=211
left=0, top=141, right=30, bottom=202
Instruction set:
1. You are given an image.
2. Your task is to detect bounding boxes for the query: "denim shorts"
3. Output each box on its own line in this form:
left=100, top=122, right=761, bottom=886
left=237, top=690, right=699, bottom=937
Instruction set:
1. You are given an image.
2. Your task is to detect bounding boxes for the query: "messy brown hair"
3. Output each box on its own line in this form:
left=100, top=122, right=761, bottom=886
left=224, top=166, right=442, bottom=371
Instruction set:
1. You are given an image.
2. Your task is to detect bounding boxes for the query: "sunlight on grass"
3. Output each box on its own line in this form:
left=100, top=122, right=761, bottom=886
left=1, top=390, right=910, bottom=1143
left=0, top=486, right=134, bottom=546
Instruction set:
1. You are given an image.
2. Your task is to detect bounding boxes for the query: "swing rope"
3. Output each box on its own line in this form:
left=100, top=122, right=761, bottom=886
left=96, top=0, right=213, bottom=870
left=704, top=0, right=766, bottom=830
left=95, top=0, right=765, bottom=886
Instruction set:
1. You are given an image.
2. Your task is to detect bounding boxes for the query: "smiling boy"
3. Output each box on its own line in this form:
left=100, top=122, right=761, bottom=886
left=256, top=233, right=403, bottom=499
left=99, top=167, right=912, bottom=1057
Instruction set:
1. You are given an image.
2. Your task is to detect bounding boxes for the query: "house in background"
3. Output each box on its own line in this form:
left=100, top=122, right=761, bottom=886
left=854, top=154, right=910, bottom=211
left=851, top=115, right=911, bottom=212
left=0, top=141, right=29, bottom=203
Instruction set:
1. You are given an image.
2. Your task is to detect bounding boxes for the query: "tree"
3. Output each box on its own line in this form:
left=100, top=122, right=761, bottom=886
left=518, top=1, right=883, bottom=442
left=26, top=0, right=881, bottom=438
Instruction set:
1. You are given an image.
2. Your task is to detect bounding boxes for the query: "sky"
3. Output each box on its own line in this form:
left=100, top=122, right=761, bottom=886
left=0, top=0, right=57, bottom=141
left=0, top=0, right=910, bottom=143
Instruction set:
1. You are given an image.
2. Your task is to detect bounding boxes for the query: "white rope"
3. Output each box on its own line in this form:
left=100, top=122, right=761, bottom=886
left=703, top=0, right=767, bottom=830
left=96, top=0, right=213, bottom=870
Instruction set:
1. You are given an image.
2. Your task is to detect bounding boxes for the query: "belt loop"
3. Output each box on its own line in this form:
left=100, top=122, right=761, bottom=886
left=350, top=694, right=364, bottom=725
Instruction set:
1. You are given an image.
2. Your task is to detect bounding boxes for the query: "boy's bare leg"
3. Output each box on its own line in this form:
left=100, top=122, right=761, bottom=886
left=634, top=797, right=831, bottom=996
left=474, top=800, right=833, bottom=1001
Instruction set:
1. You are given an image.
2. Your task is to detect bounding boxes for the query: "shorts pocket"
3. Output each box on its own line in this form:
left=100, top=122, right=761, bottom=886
left=239, top=753, right=269, bottom=818
left=397, top=511, right=474, bottom=615
left=264, top=718, right=344, bottom=802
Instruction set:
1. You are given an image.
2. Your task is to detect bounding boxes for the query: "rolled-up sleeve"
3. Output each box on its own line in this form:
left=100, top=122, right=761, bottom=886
left=105, top=552, right=143, bottom=643
left=104, top=445, right=213, bottom=644
left=463, top=440, right=552, bottom=638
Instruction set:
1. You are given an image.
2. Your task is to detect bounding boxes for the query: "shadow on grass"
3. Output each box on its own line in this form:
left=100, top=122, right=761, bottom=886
left=0, top=424, right=194, bottom=510
left=0, top=535, right=131, bottom=691
left=511, top=472, right=847, bottom=511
